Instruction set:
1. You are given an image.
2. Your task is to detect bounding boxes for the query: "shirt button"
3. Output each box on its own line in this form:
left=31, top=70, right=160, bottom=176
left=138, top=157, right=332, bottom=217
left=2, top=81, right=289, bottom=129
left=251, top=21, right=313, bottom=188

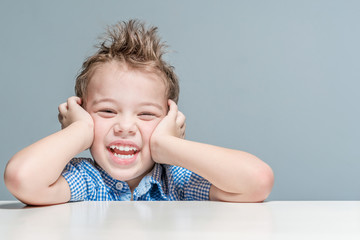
left=115, top=182, right=123, bottom=190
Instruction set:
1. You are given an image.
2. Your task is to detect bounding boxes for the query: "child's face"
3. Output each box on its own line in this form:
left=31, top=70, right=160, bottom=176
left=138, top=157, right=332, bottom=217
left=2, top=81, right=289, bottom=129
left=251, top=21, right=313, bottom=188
left=85, top=61, right=168, bottom=189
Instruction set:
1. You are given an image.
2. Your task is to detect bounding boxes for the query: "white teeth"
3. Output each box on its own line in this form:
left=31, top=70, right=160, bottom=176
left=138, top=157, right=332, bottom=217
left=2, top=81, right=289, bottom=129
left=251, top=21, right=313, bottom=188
left=109, top=145, right=138, bottom=152
left=114, top=153, right=135, bottom=159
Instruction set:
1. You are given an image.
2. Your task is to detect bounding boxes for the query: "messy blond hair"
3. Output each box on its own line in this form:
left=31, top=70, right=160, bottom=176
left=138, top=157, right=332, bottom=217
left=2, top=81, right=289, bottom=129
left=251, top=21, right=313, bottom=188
left=75, top=19, right=179, bottom=103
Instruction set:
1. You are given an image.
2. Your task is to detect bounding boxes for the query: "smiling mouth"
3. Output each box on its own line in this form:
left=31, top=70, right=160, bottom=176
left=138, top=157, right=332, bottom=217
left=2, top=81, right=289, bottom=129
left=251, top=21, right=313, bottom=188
left=108, top=145, right=139, bottom=159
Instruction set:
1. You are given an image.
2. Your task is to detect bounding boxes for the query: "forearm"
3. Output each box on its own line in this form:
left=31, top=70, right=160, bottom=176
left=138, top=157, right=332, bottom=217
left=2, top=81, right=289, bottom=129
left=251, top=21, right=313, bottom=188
left=4, top=121, right=93, bottom=198
left=152, top=136, right=274, bottom=199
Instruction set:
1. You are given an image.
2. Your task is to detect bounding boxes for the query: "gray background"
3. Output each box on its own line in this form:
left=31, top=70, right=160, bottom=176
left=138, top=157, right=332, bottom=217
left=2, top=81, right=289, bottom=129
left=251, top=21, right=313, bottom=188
left=1, top=0, right=359, bottom=201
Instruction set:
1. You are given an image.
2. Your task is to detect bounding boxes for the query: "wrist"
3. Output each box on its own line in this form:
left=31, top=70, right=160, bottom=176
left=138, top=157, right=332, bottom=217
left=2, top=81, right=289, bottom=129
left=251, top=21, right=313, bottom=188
left=150, top=135, right=163, bottom=163
left=68, top=120, right=94, bottom=150
left=150, top=135, right=178, bottom=165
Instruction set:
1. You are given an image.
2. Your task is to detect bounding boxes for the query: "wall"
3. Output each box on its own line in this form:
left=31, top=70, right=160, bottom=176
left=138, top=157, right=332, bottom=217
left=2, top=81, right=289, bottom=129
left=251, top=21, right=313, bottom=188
left=1, top=0, right=359, bottom=200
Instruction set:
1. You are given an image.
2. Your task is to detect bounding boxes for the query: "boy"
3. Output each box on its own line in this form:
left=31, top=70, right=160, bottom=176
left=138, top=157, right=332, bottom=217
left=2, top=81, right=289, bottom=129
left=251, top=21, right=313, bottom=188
left=4, top=20, right=274, bottom=205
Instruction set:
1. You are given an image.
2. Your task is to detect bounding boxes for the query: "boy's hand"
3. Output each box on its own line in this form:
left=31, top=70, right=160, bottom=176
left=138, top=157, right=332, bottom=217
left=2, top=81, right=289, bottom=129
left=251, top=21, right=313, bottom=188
left=154, top=99, right=186, bottom=139
left=58, top=96, right=93, bottom=130
left=150, top=100, right=186, bottom=163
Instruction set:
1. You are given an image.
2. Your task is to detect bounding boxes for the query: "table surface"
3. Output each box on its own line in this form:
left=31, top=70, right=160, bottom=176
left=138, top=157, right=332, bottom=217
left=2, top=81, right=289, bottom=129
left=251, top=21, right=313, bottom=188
left=0, top=201, right=359, bottom=240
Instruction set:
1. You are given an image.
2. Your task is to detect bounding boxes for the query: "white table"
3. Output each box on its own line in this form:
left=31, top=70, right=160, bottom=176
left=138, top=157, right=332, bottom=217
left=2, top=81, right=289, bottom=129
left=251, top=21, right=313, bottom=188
left=0, top=201, right=359, bottom=239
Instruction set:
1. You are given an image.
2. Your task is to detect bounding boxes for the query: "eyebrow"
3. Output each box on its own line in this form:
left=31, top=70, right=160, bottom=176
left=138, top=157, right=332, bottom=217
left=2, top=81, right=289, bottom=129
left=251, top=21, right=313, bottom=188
left=91, top=98, right=117, bottom=106
left=91, top=98, right=164, bottom=110
left=139, top=102, right=164, bottom=111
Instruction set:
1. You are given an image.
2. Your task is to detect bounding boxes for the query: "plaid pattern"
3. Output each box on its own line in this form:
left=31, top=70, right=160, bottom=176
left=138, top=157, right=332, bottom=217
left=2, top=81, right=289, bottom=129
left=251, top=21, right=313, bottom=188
left=62, top=158, right=211, bottom=201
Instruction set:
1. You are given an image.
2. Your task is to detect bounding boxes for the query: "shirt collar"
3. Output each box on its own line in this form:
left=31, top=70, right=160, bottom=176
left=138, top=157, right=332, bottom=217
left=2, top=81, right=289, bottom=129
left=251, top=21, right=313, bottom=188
left=95, top=161, right=167, bottom=199
left=134, top=163, right=168, bottom=199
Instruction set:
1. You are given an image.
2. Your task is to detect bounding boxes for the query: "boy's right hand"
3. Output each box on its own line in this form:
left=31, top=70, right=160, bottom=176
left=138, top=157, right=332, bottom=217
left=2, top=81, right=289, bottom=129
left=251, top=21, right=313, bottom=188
left=58, top=96, right=94, bottom=130
left=5, top=96, right=95, bottom=205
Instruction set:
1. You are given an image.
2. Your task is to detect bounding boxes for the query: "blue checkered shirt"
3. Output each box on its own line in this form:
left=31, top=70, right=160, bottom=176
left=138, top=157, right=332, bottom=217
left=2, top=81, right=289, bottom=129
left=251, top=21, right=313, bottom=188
left=61, top=158, right=211, bottom=201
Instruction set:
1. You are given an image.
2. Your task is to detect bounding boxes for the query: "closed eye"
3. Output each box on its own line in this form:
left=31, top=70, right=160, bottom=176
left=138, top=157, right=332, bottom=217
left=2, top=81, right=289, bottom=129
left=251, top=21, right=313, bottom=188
left=140, top=112, right=154, bottom=116
left=98, top=109, right=116, bottom=118
left=101, top=110, right=114, bottom=113
left=138, top=112, right=157, bottom=120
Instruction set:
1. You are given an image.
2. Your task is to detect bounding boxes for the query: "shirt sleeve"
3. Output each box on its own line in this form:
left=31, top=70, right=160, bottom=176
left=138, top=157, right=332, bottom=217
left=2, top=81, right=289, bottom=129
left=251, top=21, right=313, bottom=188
left=61, top=158, right=90, bottom=202
left=183, top=170, right=211, bottom=201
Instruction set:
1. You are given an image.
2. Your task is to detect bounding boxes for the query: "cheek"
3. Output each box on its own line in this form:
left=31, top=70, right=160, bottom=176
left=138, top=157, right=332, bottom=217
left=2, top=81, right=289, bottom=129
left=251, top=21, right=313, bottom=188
left=92, top=118, right=109, bottom=142
left=139, top=121, right=161, bottom=142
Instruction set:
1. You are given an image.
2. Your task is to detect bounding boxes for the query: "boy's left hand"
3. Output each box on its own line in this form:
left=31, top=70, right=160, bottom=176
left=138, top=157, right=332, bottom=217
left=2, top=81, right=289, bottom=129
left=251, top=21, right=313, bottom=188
left=153, top=99, right=186, bottom=139
left=150, top=100, right=186, bottom=162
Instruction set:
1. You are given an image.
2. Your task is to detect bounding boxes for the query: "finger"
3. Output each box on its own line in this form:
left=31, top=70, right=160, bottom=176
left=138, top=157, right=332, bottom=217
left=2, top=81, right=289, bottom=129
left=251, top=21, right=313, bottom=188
left=181, top=122, right=186, bottom=139
left=167, top=99, right=178, bottom=120
left=67, top=96, right=82, bottom=109
left=58, top=112, right=65, bottom=129
left=57, top=113, right=63, bottom=122
left=58, top=102, right=68, bottom=115
left=176, top=111, right=186, bottom=128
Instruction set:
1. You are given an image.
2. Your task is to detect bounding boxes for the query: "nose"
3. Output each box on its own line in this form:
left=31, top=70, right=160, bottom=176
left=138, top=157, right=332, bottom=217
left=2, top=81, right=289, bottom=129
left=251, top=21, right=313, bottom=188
left=113, top=116, right=137, bottom=137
